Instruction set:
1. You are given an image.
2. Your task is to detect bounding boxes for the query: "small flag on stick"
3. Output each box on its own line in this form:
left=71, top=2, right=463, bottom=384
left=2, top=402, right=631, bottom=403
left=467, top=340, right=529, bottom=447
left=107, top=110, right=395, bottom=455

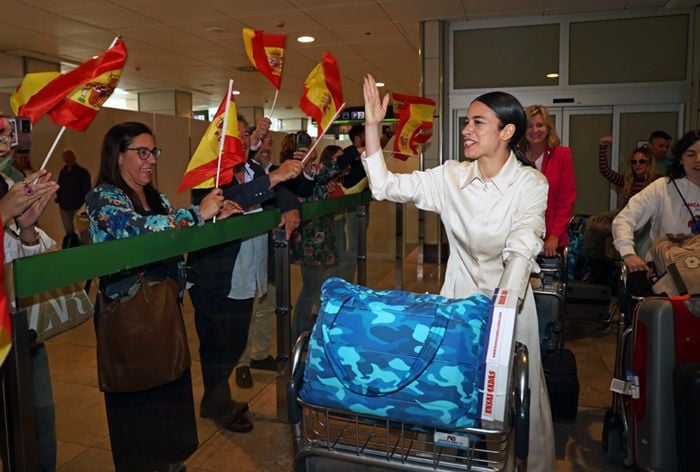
left=299, top=52, right=344, bottom=136
left=242, top=28, right=286, bottom=90
left=391, top=93, right=435, bottom=160
left=10, top=38, right=127, bottom=131
left=178, top=82, right=246, bottom=192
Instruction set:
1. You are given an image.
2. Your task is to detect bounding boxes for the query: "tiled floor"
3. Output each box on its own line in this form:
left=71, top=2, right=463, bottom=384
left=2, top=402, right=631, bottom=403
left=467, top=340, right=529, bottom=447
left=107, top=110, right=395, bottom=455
left=43, top=250, right=626, bottom=471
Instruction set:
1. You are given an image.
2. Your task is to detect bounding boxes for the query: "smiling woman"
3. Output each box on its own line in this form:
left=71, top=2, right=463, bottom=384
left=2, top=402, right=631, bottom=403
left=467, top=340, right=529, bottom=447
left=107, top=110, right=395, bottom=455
left=361, top=74, right=554, bottom=471
left=85, top=122, right=241, bottom=472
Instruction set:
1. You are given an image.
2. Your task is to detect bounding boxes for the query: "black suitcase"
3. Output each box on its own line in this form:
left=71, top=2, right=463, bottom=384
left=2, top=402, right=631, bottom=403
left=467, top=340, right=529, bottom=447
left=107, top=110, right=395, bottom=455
left=674, top=362, right=700, bottom=471
left=534, top=288, right=565, bottom=356
left=566, top=281, right=611, bottom=322
left=543, top=348, right=579, bottom=421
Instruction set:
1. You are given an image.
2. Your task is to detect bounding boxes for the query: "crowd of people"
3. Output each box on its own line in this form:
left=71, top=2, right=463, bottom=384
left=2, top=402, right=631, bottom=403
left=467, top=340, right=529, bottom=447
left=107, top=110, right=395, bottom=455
left=1, top=79, right=697, bottom=471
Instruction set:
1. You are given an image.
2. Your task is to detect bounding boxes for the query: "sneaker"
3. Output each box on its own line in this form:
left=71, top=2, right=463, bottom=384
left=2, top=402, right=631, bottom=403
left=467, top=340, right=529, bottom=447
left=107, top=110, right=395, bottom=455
left=236, top=366, right=253, bottom=389
left=249, top=354, right=278, bottom=371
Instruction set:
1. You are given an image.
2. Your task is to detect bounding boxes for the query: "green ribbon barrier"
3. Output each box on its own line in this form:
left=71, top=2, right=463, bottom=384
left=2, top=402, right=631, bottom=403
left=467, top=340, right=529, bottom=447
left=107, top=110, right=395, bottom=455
left=13, top=191, right=371, bottom=298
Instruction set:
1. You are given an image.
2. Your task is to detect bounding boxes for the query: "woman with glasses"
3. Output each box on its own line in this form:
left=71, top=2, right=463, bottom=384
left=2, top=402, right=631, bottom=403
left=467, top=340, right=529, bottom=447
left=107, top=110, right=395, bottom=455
left=519, top=105, right=576, bottom=257
left=597, top=136, right=660, bottom=205
left=86, top=122, right=240, bottom=472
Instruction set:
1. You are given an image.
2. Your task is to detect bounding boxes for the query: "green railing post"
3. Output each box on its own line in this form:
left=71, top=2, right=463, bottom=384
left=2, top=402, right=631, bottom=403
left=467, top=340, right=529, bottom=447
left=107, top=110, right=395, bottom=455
left=273, top=228, right=291, bottom=422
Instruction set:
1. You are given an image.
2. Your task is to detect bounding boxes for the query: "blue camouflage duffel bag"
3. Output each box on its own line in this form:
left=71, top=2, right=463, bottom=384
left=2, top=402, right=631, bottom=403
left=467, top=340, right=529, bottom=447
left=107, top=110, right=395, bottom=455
left=299, top=277, right=492, bottom=430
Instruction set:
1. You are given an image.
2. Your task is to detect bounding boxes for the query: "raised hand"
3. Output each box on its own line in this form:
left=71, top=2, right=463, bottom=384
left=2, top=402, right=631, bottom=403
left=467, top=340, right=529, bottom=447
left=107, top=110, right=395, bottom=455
left=363, top=74, right=389, bottom=126
left=217, top=200, right=243, bottom=220
left=0, top=170, right=59, bottom=224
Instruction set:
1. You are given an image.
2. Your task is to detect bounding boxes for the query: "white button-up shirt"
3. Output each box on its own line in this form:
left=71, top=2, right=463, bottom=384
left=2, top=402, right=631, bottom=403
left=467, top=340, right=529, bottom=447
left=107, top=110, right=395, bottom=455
left=362, top=150, right=548, bottom=301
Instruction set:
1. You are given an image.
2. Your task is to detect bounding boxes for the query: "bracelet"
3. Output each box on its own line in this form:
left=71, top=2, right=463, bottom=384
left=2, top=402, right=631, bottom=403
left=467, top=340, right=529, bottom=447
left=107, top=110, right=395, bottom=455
left=189, top=206, right=205, bottom=226
left=20, top=228, right=40, bottom=246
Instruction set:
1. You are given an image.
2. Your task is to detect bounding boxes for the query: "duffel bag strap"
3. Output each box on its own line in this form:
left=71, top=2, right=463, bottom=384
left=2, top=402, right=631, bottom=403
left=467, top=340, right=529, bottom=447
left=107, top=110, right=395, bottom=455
left=320, top=295, right=450, bottom=396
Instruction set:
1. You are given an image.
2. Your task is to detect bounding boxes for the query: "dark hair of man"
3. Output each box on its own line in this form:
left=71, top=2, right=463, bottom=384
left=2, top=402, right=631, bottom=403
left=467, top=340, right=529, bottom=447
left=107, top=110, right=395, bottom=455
left=668, top=129, right=700, bottom=179
left=349, top=124, right=364, bottom=143
left=472, top=91, right=534, bottom=168
left=649, top=130, right=672, bottom=141
left=320, top=145, right=343, bottom=164
left=237, top=114, right=249, bottom=128
left=96, top=122, right=166, bottom=215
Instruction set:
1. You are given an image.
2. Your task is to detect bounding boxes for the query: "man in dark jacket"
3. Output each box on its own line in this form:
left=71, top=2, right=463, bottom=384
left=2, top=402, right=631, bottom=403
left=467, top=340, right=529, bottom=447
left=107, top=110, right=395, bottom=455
left=56, top=149, right=91, bottom=237
left=188, top=114, right=302, bottom=433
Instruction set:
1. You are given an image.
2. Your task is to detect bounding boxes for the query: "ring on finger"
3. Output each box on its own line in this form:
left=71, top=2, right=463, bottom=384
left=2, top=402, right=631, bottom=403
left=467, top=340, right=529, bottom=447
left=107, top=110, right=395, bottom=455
left=24, top=185, right=35, bottom=196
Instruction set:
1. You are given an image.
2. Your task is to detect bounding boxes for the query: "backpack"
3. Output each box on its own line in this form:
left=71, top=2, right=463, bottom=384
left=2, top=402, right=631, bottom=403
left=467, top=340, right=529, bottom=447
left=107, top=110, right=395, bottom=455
left=651, top=234, right=700, bottom=296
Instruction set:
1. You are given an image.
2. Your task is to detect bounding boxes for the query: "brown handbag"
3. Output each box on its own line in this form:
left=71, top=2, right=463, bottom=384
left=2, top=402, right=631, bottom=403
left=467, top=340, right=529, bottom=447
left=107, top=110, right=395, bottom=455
left=96, top=276, right=191, bottom=393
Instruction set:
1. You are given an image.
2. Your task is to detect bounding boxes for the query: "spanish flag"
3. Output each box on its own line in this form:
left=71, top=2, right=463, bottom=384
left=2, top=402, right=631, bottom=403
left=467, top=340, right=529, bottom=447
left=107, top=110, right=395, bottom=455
left=300, top=52, right=343, bottom=135
left=10, top=38, right=127, bottom=132
left=242, top=28, right=286, bottom=89
left=392, top=93, right=435, bottom=160
left=178, top=89, right=245, bottom=192
left=0, top=234, right=10, bottom=367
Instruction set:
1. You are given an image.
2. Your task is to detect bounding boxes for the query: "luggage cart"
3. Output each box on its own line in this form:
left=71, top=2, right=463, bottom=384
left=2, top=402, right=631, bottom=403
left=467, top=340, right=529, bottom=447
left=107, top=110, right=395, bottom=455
left=288, top=333, right=530, bottom=472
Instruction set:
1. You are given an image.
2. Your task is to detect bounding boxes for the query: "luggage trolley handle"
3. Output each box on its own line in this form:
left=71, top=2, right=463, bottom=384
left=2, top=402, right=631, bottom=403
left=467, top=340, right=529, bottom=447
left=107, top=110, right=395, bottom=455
left=288, top=331, right=311, bottom=424
left=514, top=342, right=530, bottom=463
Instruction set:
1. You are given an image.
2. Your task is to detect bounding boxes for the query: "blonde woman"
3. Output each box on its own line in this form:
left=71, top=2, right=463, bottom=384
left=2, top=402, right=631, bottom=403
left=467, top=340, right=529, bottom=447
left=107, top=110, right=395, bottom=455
left=597, top=136, right=660, bottom=205
left=519, top=105, right=576, bottom=257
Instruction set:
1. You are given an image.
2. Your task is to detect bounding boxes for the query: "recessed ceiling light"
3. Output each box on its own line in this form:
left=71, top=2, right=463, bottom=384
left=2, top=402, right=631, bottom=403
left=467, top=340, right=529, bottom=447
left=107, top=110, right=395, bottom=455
left=233, top=90, right=241, bottom=95
left=297, top=35, right=315, bottom=43
left=376, top=82, right=385, bottom=87
left=205, top=26, right=228, bottom=33
left=546, top=72, right=559, bottom=78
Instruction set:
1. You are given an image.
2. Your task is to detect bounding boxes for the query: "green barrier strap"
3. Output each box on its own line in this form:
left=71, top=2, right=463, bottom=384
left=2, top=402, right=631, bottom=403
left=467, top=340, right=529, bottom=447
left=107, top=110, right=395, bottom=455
left=13, top=191, right=371, bottom=298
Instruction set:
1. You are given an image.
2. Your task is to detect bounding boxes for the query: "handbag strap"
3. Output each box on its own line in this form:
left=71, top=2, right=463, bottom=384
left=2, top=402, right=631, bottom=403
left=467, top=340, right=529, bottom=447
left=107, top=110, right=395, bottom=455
left=320, top=294, right=450, bottom=396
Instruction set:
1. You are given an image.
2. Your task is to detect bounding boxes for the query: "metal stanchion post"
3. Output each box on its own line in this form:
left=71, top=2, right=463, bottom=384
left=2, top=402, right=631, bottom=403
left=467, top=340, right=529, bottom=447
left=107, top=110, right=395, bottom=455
left=273, top=228, right=291, bottom=422
left=357, top=204, right=368, bottom=286
left=0, top=310, right=38, bottom=472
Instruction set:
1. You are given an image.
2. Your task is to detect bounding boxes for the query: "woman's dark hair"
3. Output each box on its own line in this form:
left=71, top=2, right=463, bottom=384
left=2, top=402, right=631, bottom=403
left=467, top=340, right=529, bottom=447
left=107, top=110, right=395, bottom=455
left=280, top=133, right=296, bottom=162
left=96, top=122, right=166, bottom=215
left=668, top=129, right=700, bottom=179
left=320, top=145, right=342, bottom=164
left=472, top=91, right=533, bottom=168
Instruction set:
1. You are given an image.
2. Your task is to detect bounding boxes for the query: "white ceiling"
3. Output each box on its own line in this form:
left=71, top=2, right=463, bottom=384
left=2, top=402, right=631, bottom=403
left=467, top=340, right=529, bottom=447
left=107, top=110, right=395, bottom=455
left=0, top=0, right=696, bottom=119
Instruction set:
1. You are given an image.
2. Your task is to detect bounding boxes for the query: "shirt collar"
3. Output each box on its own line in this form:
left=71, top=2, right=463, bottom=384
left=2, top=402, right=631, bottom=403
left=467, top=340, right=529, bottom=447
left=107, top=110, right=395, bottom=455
left=460, top=151, right=520, bottom=193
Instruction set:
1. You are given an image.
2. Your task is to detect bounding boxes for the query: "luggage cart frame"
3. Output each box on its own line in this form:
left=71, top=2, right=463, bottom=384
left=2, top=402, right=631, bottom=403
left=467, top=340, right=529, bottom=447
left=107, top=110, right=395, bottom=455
left=288, top=333, right=530, bottom=471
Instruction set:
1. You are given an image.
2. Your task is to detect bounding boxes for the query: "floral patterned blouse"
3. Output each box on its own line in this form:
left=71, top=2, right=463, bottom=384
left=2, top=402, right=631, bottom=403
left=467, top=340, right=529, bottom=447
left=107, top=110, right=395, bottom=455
left=290, top=160, right=342, bottom=267
left=86, top=184, right=196, bottom=243
left=86, top=183, right=197, bottom=300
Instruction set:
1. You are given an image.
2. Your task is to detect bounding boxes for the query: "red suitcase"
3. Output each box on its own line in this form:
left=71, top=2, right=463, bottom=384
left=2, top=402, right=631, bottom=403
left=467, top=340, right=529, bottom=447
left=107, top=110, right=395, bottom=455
left=628, top=296, right=700, bottom=470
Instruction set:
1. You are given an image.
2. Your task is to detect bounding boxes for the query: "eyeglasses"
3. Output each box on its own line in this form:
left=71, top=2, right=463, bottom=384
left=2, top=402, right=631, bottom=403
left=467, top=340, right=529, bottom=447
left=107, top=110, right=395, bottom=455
left=630, top=159, right=648, bottom=165
left=126, top=147, right=161, bottom=160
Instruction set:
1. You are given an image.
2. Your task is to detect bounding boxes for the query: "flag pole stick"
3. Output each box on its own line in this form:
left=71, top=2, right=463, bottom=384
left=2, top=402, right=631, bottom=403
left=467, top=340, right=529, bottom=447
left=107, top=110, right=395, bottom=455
left=39, top=126, right=66, bottom=171
left=39, top=35, right=120, bottom=172
left=269, top=89, right=279, bottom=118
left=213, top=78, right=234, bottom=223
left=300, top=102, right=345, bottom=167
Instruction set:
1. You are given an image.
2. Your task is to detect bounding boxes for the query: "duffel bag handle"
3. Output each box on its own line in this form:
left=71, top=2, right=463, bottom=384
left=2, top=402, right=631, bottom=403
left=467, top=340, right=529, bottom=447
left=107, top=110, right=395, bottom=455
left=320, top=294, right=450, bottom=396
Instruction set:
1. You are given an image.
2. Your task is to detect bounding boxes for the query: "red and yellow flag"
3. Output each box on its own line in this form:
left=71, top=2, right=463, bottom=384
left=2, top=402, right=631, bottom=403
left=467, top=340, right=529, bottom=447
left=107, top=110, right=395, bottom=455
left=10, top=38, right=127, bottom=132
left=392, top=93, right=435, bottom=160
left=0, top=234, right=11, bottom=367
left=300, top=52, right=344, bottom=135
left=178, top=90, right=245, bottom=192
left=242, top=28, right=286, bottom=90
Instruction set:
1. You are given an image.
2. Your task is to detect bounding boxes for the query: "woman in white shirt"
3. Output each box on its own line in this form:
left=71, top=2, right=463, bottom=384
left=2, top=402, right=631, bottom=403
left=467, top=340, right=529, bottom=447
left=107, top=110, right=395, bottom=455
left=613, top=129, right=700, bottom=275
left=361, top=75, right=554, bottom=471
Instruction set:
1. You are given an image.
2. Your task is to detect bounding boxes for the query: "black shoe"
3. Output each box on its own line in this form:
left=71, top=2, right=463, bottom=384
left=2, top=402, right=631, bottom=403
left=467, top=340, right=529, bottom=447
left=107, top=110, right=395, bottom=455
left=216, top=409, right=253, bottom=433
left=236, top=366, right=253, bottom=389
left=200, top=400, right=249, bottom=419
left=249, top=355, right=278, bottom=371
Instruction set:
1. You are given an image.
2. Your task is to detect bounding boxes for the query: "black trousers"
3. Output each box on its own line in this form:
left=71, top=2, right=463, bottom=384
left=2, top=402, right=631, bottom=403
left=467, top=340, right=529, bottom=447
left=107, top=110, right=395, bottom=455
left=189, top=285, right=254, bottom=415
